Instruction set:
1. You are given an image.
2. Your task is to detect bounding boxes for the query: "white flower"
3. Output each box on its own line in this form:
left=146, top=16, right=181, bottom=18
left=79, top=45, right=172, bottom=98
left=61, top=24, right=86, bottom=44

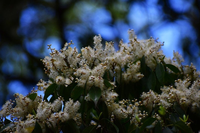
left=56, top=76, right=65, bottom=85
left=93, top=34, right=102, bottom=45
left=36, top=101, right=51, bottom=121
left=12, top=94, right=35, bottom=118
left=47, top=113, right=59, bottom=128
left=58, top=99, right=81, bottom=122
left=51, top=98, right=62, bottom=112
left=173, top=51, right=184, bottom=65
left=58, top=112, right=70, bottom=122
left=0, top=100, right=13, bottom=117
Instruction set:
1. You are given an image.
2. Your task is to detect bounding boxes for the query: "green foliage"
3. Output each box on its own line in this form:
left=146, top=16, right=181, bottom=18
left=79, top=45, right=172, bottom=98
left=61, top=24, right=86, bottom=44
left=27, top=93, right=37, bottom=101
left=147, top=70, right=156, bottom=90
left=165, top=64, right=181, bottom=74
left=1, top=32, right=199, bottom=133
left=139, top=117, right=156, bottom=132
left=89, top=86, right=101, bottom=106
left=71, top=85, right=84, bottom=100
left=155, top=62, right=165, bottom=84
left=32, top=122, right=42, bottom=133
left=44, top=83, right=58, bottom=101
left=61, top=119, right=80, bottom=133
left=32, top=55, right=196, bottom=133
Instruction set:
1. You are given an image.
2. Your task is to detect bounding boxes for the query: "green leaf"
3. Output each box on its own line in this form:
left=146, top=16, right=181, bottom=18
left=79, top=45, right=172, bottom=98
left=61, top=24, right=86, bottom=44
left=166, top=64, right=180, bottom=73
left=61, top=119, right=80, bottom=133
left=28, top=93, right=37, bottom=101
left=140, top=56, right=146, bottom=74
left=104, top=79, right=113, bottom=88
left=174, top=121, right=193, bottom=133
left=44, top=83, right=57, bottom=101
left=107, top=119, right=119, bottom=133
left=99, top=118, right=119, bottom=133
left=71, top=85, right=84, bottom=100
left=98, top=100, right=109, bottom=119
left=170, top=113, right=180, bottom=123
left=90, top=109, right=102, bottom=121
left=128, top=123, right=137, bottom=133
left=140, top=55, right=151, bottom=76
left=158, top=105, right=166, bottom=116
left=103, top=70, right=111, bottom=80
left=82, top=125, right=96, bottom=133
left=173, top=102, right=185, bottom=117
left=147, top=71, right=156, bottom=90
left=140, top=117, right=156, bottom=132
left=163, top=127, right=173, bottom=133
left=89, top=86, right=101, bottom=105
left=4, top=118, right=11, bottom=125
left=154, top=121, right=162, bottom=133
left=58, top=83, right=76, bottom=102
left=32, top=121, right=42, bottom=133
left=155, top=63, right=165, bottom=83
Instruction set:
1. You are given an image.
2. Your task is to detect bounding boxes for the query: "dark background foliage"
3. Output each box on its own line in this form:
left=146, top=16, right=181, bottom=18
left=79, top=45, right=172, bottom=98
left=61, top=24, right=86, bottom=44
left=0, top=0, right=199, bottom=107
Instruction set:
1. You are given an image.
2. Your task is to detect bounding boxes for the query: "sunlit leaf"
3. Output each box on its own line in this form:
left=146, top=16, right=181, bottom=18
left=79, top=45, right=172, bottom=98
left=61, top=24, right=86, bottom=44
left=158, top=105, right=166, bottom=116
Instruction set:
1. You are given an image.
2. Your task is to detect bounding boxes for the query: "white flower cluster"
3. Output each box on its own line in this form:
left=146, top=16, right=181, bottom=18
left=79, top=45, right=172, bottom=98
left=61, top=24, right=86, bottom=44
left=41, top=30, right=165, bottom=90
left=0, top=94, right=80, bottom=132
left=1, top=29, right=199, bottom=132
left=141, top=78, right=200, bottom=111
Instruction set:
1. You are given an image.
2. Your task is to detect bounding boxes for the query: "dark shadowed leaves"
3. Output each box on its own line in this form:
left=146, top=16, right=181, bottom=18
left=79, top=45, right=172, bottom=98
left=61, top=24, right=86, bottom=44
left=155, top=63, right=165, bottom=84
left=71, top=85, right=84, bottom=100
left=82, top=125, right=96, bottom=133
left=89, top=86, right=101, bottom=106
left=61, top=119, right=80, bottom=133
left=104, top=79, right=114, bottom=88
left=27, top=93, right=37, bottom=101
left=58, top=82, right=77, bottom=101
left=147, top=71, right=156, bottom=91
left=166, top=64, right=181, bottom=74
left=174, top=121, right=193, bottom=133
left=154, top=121, right=162, bottom=133
left=32, top=121, right=42, bottom=133
left=44, top=83, right=58, bottom=101
left=140, top=117, right=156, bottom=132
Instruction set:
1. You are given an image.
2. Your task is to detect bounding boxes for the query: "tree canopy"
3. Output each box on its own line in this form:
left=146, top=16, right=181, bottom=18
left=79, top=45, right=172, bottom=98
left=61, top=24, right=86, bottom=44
left=0, top=0, right=199, bottom=106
